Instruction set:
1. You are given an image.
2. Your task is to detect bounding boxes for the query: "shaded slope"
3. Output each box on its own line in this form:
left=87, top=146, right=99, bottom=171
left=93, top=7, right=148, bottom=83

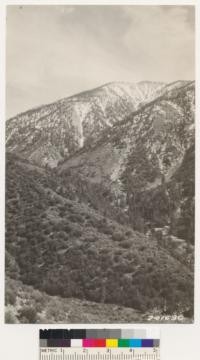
left=5, top=277, right=143, bottom=324
left=6, top=154, right=193, bottom=318
left=5, top=277, right=190, bottom=324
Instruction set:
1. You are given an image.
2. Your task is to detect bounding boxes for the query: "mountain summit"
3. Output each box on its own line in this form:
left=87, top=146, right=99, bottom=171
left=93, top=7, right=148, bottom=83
left=6, top=81, right=165, bottom=167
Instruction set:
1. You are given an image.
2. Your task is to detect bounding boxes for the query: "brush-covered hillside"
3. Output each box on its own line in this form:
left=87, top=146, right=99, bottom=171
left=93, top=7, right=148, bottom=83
left=5, top=154, right=194, bottom=322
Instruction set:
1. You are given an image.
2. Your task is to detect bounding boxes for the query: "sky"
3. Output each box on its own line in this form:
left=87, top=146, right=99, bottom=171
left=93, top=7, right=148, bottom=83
left=6, top=5, right=195, bottom=118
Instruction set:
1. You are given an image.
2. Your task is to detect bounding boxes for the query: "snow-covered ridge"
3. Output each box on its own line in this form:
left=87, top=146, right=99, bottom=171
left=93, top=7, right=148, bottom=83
left=6, top=80, right=191, bottom=168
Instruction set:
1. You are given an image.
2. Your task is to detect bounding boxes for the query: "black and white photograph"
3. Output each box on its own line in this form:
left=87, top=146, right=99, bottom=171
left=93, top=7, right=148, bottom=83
left=5, top=4, right=195, bottom=324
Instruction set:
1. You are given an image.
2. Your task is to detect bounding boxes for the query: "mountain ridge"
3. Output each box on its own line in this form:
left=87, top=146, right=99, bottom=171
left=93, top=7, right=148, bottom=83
left=6, top=80, right=169, bottom=167
left=5, top=78, right=195, bottom=323
left=58, top=81, right=194, bottom=245
left=7, top=80, right=165, bottom=121
left=6, top=80, right=193, bottom=168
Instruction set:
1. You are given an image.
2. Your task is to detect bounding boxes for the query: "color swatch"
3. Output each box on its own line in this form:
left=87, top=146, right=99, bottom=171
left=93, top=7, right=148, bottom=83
left=40, top=329, right=160, bottom=348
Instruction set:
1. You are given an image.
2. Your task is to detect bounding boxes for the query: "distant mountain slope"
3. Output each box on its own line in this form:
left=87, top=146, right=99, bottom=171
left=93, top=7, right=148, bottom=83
left=6, top=81, right=165, bottom=167
left=5, top=154, right=193, bottom=318
left=59, top=81, right=195, bottom=243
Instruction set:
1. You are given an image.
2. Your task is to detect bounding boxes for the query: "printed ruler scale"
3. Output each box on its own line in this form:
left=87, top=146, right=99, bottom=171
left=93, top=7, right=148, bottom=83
left=40, top=329, right=160, bottom=360
left=40, top=348, right=160, bottom=360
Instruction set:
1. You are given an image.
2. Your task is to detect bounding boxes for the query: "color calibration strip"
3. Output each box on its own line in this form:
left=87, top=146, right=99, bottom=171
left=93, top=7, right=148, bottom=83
left=40, top=338, right=159, bottom=348
left=40, top=329, right=160, bottom=348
